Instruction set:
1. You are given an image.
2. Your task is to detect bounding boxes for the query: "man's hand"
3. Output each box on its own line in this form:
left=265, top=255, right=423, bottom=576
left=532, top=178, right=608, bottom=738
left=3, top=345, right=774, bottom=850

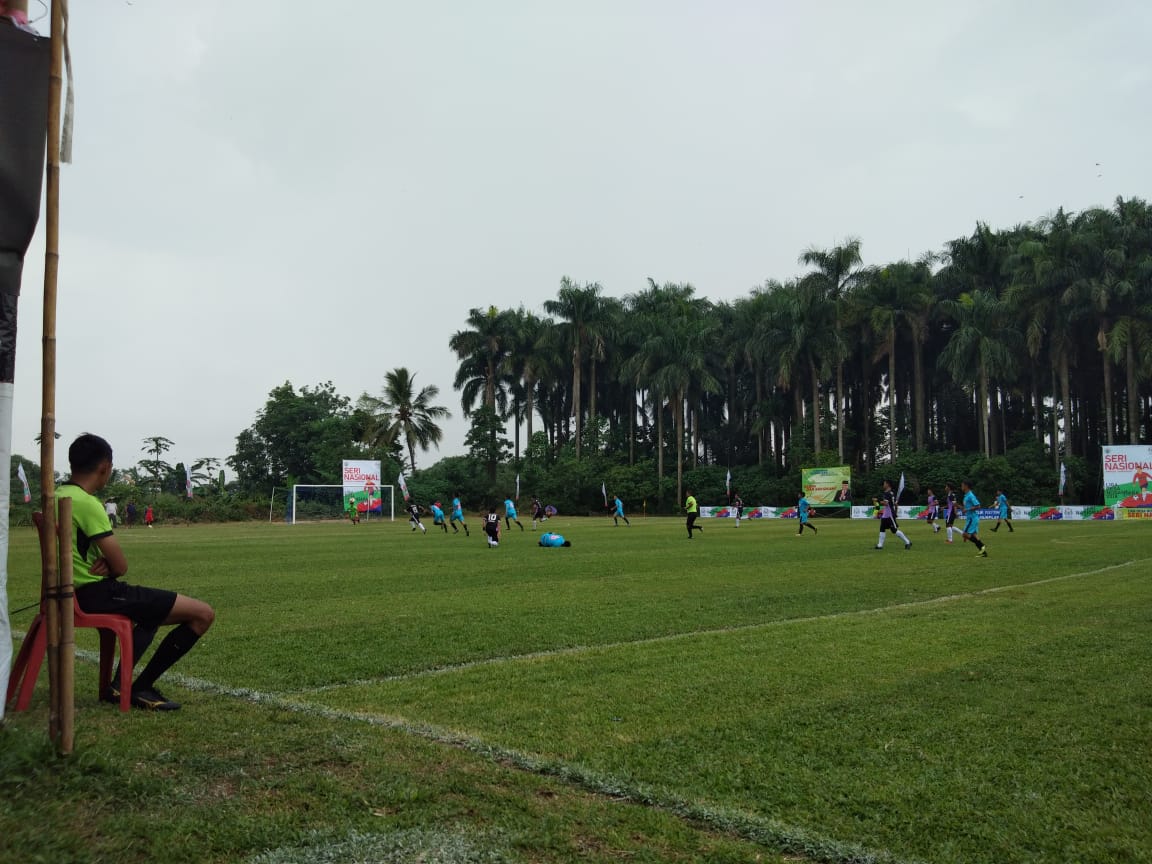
left=90, top=557, right=112, bottom=577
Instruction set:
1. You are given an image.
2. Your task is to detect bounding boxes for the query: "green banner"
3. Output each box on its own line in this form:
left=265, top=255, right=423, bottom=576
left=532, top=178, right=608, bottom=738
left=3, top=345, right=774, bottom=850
left=802, top=466, right=853, bottom=507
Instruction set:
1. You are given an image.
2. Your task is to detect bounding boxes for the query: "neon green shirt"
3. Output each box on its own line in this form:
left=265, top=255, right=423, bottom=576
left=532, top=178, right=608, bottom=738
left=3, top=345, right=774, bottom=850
left=56, top=483, right=114, bottom=587
left=685, top=495, right=698, bottom=514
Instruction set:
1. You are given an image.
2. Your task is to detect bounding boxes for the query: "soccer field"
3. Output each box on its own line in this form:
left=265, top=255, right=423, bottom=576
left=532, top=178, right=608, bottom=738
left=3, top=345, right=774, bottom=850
left=5, top=515, right=1151, bottom=863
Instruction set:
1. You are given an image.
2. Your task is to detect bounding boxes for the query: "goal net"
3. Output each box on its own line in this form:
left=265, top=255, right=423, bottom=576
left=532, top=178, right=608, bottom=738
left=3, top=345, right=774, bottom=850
left=289, top=484, right=394, bottom=524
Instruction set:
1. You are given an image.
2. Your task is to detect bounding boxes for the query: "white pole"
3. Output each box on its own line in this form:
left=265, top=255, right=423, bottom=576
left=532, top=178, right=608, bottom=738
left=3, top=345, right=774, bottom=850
left=267, top=486, right=276, bottom=522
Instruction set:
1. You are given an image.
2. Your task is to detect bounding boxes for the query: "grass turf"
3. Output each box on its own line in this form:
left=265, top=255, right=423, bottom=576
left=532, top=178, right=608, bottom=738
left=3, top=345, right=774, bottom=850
left=3, top=514, right=1150, bottom=863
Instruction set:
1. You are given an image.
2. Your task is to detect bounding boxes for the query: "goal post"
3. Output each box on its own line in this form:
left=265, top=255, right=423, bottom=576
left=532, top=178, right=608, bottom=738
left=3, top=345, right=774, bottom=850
left=289, top=484, right=394, bottom=524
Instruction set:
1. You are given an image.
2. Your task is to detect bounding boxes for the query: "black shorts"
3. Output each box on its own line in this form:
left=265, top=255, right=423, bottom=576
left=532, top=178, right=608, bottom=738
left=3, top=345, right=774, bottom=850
left=484, top=524, right=499, bottom=538
left=75, top=579, right=176, bottom=629
left=946, top=513, right=956, bottom=527
left=880, top=517, right=899, bottom=532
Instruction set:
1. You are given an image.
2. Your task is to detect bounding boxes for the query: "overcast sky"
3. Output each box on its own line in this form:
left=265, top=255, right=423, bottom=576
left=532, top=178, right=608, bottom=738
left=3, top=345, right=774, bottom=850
left=14, top=0, right=1151, bottom=478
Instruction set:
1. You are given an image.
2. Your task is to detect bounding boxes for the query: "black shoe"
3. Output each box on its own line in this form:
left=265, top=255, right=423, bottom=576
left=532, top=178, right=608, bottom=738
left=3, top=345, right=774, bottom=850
left=991, top=525, right=999, bottom=532
left=100, top=685, right=120, bottom=705
left=905, top=542, right=912, bottom=550
left=131, top=687, right=181, bottom=711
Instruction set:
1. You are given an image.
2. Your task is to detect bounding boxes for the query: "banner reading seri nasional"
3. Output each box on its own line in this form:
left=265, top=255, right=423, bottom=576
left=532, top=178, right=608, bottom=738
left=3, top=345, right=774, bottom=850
left=802, top=466, right=853, bottom=507
left=343, top=460, right=383, bottom=514
left=1102, top=445, right=1152, bottom=508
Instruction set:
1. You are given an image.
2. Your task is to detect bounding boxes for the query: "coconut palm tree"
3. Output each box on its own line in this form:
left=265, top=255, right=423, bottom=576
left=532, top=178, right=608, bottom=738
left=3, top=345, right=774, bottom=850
left=798, top=239, right=863, bottom=462
left=543, top=279, right=613, bottom=459
left=450, top=306, right=512, bottom=417
left=358, top=368, right=450, bottom=471
left=938, top=291, right=1020, bottom=459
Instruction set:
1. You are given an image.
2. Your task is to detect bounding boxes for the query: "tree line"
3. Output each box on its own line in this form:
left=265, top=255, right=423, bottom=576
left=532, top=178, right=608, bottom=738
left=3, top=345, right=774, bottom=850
left=447, top=196, right=1151, bottom=507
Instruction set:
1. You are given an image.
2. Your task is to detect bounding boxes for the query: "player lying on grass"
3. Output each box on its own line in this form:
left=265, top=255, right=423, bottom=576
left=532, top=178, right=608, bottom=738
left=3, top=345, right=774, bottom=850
left=539, top=532, right=571, bottom=547
left=61, top=433, right=215, bottom=711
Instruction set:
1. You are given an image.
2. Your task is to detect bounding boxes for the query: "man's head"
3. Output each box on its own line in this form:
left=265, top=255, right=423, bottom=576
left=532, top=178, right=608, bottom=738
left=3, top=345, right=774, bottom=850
left=69, top=433, right=113, bottom=479
left=562, top=540, right=571, bottom=547
left=883, top=479, right=892, bottom=491
left=962, top=479, right=973, bottom=492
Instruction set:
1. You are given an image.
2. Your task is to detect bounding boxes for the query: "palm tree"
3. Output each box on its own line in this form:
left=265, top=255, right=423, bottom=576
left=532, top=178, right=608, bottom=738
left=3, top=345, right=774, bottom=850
left=544, top=278, right=613, bottom=460
left=857, top=258, right=935, bottom=458
left=799, top=239, right=864, bottom=462
left=450, top=306, right=512, bottom=417
left=359, top=368, right=450, bottom=471
left=938, top=291, right=1020, bottom=459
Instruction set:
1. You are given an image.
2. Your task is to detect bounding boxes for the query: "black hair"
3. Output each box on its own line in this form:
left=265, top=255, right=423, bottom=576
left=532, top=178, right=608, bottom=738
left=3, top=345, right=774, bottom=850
left=562, top=540, right=571, bottom=547
left=69, top=433, right=113, bottom=475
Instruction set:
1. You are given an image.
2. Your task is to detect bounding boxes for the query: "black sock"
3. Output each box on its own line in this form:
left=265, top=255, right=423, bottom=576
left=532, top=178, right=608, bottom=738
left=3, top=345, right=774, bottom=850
left=133, top=623, right=202, bottom=691
left=973, top=537, right=985, bottom=550
left=113, top=624, right=157, bottom=685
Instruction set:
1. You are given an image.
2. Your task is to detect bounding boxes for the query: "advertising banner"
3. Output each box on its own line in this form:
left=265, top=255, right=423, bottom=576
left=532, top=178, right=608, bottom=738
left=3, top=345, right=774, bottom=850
left=1102, top=446, right=1152, bottom=508
left=343, top=460, right=382, bottom=515
left=802, top=466, right=853, bottom=507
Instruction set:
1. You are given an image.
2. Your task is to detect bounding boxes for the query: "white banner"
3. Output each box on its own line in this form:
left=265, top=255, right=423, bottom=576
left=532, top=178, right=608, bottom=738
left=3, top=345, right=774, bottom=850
left=343, top=460, right=382, bottom=515
left=698, top=503, right=1126, bottom=522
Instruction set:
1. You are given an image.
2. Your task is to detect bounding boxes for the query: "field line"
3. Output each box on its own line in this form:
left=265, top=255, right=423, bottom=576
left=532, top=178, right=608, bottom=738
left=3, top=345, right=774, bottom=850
left=53, top=646, right=921, bottom=864
left=297, top=557, right=1145, bottom=693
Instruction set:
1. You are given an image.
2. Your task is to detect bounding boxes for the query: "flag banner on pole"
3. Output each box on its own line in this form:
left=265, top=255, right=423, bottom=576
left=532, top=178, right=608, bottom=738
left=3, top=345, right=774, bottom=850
left=515, top=473, right=520, bottom=501
left=397, top=471, right=410, bottom=502
left=725, top=469, right=731, bottom=498
left=185, top=464, right=193, bottom=499
left=1059, top=462, right=1067, bottom=496
left=896, top=472, right=906, bottom=503
left=601, top=482, right=607, bottom=505
left=16, top=462, right=30, bottom=503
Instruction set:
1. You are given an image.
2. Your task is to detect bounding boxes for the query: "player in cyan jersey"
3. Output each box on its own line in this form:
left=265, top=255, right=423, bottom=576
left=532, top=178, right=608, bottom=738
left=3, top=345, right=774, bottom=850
left=990, top=489, right=1014, bottom=532
left=609, top=494, right=631, bottom=527
left=449, top=493, right=469, bottom=536
left=503, top=496, right=525, bottom=532
left=796, top=492, right=817, bottom=536
left=429, top=501, right=448, bottom=533
left=961, top=479, right=988, bottom=557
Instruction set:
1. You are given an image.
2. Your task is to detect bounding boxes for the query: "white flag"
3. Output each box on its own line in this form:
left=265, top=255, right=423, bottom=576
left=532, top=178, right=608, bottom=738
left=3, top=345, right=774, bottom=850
left=601, top=482, right=607, bottom=505
left=397, top=471, right=410, bottom=501
left=16, top=462, right=31, bottom=503
left=896, top=472, right=905, bottom=503
left=515, top=473, right=520, bottom=501
left=1059, top=462, right=1067, bottom=496
left=185, top=464, right=193, bottom=499
left=725, top=469, right=731, bottom=498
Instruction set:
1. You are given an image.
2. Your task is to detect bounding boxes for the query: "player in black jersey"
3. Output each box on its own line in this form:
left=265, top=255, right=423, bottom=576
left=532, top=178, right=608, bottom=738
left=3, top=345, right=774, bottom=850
left=406, top=500, right=426, bottom=534
left=483, top=504, right=501, bottom=547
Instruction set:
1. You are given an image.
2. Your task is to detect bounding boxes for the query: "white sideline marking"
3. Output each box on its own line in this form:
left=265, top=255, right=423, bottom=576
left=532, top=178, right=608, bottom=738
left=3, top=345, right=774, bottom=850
left=296, top=558, right=1145, bottom=694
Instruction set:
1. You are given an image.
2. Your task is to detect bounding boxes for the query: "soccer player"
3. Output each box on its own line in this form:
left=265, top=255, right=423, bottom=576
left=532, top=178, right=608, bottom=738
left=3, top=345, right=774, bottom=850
left=61, top=433, right=215, bottom=711
left=531, top=496, right=546, bottom=529
left=796, top=492, right=817, bottom=536
left=610, top=494, right=631, bottom=527
left=484, top=504, right=501, bottom=547
left=503, top=496, right=525, bottom=531
left=538, top=532, right=571, bottom=547
left=430, top=501, right=448, bottom=533
left=943, top=483, right=959, bottom=543
left=925, top=488, right=940, bottom=533
left=685, top=489, right=702, bottom=538
left=450, top=493, right=470, bottom=536
left=732, top=491, right=744, bottom=527
left=144, top=504, right=154, bottom=528
left=961, top=479, right=989, bottom=557
left=406, top=500, right=426, bottom=533
left=346, top=496, right=360, bottom=525
left=874, top=479, right=912, bottom=551
left=991, top=489, right=1014, bottom=533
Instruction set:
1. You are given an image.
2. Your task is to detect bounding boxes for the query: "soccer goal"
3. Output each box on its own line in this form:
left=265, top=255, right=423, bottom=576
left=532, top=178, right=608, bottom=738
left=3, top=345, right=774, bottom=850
left=289, top=484, right=394, bottom=524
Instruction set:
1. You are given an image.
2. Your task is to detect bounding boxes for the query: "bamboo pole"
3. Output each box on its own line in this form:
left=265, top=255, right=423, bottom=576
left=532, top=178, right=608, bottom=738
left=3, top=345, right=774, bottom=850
left=57, top=497, right=74, bottom=753
left=41, top=0, right=68, bottom=753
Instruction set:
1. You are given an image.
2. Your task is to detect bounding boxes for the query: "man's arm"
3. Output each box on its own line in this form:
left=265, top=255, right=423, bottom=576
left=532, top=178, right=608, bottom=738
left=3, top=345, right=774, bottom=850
left=92, top=533, right=129, bottom=578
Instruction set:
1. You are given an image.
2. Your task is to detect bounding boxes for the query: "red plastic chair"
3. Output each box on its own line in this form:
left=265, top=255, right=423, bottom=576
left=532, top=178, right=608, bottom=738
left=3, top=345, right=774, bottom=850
left=5, top=513, right=133, bottom=713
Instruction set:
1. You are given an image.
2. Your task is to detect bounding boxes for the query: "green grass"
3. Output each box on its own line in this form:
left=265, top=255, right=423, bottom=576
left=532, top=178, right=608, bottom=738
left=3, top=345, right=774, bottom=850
left=4, top=515, right=1151, bottom=863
